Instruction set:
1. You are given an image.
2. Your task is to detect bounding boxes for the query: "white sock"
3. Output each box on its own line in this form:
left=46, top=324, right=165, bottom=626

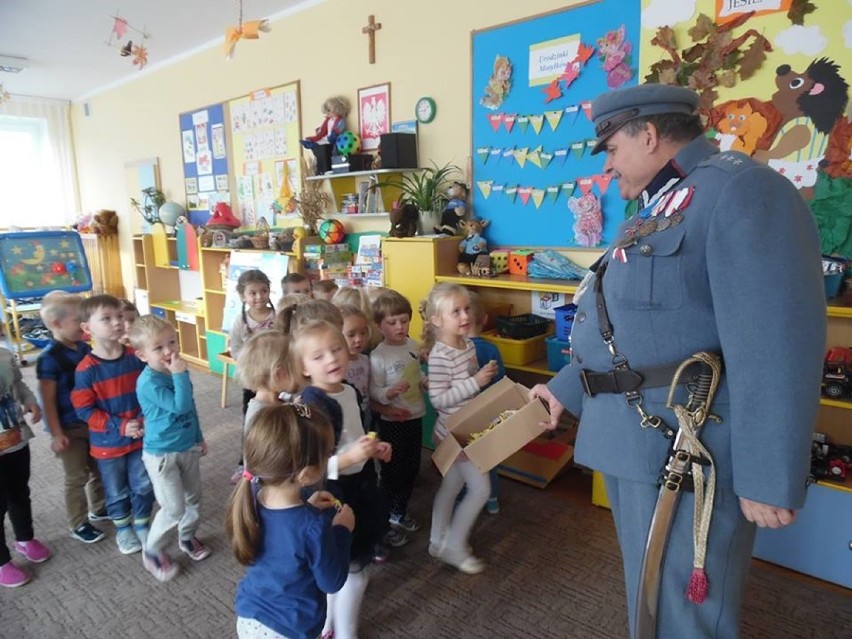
left=332, top=565, right=370, bottom=639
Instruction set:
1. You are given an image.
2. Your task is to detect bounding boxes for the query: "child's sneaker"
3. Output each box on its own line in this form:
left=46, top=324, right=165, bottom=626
left=382, top=528, right=409, bottom=548
left=230, top=465, right=244, bottom=485
left=116, top=527, right=142, bottom=554
left=389, top=514, right=420, bottom=532
left=0, top=561, right=30, bottom=588
left=179, top=537, right=211, bottom=561
left=486, top=498, right=500, bottom=515
left=88, top=510, right=110, bottom=523
left=142, top=551, right=179, bottom=582
left=436, top=547, right=485, bottom=575
left=71, top=522, right=105, bottom=544
left=14, top=539, right=52, bottom=563
left=372, top=543, right=391, bottom=564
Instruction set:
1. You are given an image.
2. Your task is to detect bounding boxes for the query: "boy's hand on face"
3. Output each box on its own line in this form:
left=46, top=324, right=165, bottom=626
left=168, top=352, right=188, bottom=374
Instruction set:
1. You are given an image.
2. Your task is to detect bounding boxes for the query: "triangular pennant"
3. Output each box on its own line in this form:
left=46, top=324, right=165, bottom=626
left=531, top=189, right=546, bottom=209
left=554, top=148, right=569, bottom=165
left=477, top=180, right=493, bottom=199
left=489, top=113, right=503, bottom=132
left=514, top=147, right=529, bottom=168
left=577, top=177, right=595, bottom=195
left=489, top=148, right=503, bottom=163
left=501, top=147, right=515, bottom=163
left=546, top=185, right=560, bottom=202
left=527, top=146, right=542, bottom=168
left=492, top=183, right=505, bottom=195
left=561, top=182, right=576, bottom=197
left=504, top=186, right=518, bottom=203
left=518, top=187, right=532, bottom=205
left=593, top=173, right=614, bottom=195
left=539, top=151, right=554, bottom=169
left=476, top=147, right=490, bottom=163
left=503, top=114, right=516, bottom=133
left=565, top=105, right=580, bottom=124
left=529, top=115, right=544, bottom=135
left=545, top=109, right=563, bottom=132
left=580, top=101, right=593, bottom=121
left=517, top=116, right=530, bottom=134
left=571, top=142, right=585, bottom=159
left=586, top=139, right=598, bottom=151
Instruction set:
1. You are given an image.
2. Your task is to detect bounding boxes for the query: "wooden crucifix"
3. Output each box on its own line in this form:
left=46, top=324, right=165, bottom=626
left=362, top=14, right=382, bottom=64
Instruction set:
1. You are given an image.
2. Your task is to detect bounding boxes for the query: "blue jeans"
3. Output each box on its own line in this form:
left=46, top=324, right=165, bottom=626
left=96, top=448, right=154, bottom=530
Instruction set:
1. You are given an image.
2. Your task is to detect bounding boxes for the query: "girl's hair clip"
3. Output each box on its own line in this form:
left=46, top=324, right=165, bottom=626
left=242, top=470, right=260, bottom=484
left=287, top=402, right=311, bottom=418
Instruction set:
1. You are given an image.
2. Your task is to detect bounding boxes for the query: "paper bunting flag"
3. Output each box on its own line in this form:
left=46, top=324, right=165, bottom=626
left=546, top=185, right=561, bottom=202
left=554, top=149, right=569, bottom=165
left=580, top=101, right=594, bottom=121
left=518, top=187, right=532, bottom=205
left=577, top=177, right=595, bottom=195
left=527, top=146, right=542, bottom=168
left=113, top=17, right=128, bottom=39
left=565, top=104, right=579, bottom=118
left=492, top=183, right=505, bottom=195
left=477, top=147, right=490, bottom=163
left=531, top=189, right=546, bottom=209
left=585, top=139, right=597, bottom=151
left=477, top=180, right=493, bottom=199
left=517, top=116, right=530, bottom=134
left=539, top=151, right=554, bottom=169
left=562, top=182, right=576, bottom=197
left=501, top=147, right=515, bottom=163
left=503, top=114, right=516, bottom=133
left=489, top=114, right=503, bottom=132
left=504, top=186, right=519, bottom=203
left=490, top=148, right=502, bottom=163
left=545, top=110, right=563, bottom=132
left=571, top=142, right=585, bottom=160
left=529, top=115, right=544, bottom=135
left=593, top=173, right=614, bottom=194
left=514, top=147, right=529, bottom=168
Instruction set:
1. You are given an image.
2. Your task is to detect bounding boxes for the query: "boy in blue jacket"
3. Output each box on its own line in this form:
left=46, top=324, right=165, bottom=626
left=129, top=315, right=210, bottom=582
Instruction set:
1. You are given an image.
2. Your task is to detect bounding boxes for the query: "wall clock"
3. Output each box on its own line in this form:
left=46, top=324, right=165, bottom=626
left=415, top=96, right=437, bottom=124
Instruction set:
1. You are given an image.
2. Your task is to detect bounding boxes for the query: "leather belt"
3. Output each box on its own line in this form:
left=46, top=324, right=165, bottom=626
left=580, top=361, right=709, bottom=396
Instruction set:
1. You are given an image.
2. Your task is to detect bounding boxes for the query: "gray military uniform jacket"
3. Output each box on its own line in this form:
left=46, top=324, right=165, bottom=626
left=548, top=136, right=826, bottom=510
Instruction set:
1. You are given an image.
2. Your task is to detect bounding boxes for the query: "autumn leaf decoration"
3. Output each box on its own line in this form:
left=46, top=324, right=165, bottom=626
left=645, top=12, right=772, bottom=115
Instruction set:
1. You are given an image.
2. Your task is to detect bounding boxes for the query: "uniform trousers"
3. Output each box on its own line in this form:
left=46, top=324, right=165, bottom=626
left=0, top=445, right=33, bottom=565
left=605, top=475, right=756, bottom=639
left=56, top=424, right=104, bottom=529
left=375, top=417, right=422, bottom=519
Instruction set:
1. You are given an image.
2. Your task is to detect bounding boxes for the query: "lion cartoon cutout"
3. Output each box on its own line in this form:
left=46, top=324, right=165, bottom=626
left=754, top=58, right=849, bottom=191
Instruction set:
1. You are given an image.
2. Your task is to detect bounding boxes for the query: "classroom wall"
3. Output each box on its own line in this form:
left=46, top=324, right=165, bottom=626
left=71, top=0, right=589, bottom=298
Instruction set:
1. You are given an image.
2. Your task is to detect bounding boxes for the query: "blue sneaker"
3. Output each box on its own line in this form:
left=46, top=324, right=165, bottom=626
left=71, top=522, right=105, bottom=544
left=116, top=528, right=142, bottom=555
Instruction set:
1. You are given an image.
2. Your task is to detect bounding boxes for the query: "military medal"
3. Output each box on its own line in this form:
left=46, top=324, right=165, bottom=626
left=614, top=235, right=636, bottom=249
left=655, top=216, right=671, bottom=231
left=668, top=212, right=683, bottom=227
left=638, top=219, right=657, bottom=236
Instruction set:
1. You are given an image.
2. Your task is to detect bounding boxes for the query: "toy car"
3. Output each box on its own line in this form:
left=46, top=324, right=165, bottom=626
left=821, top=346, right=852, bottom=399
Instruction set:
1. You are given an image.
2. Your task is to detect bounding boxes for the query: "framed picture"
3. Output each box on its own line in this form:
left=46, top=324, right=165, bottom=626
left=357, top=82, right=391, bottom=151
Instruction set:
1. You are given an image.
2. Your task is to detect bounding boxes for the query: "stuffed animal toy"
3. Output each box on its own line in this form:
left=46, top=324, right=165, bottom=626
left=301, top=96, right=350, bottom=150
left=389, top=203, right=418, bottom=238
left=457, top=218, right=490, bottom=275
left=93, top=210, right=119, bottom=237
left=435, top=182, right=469, bottom=235
left=568, top=193, right=603, bottom=248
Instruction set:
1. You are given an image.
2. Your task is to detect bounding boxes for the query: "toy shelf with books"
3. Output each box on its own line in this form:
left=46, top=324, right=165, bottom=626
left=306, top=168, right=416, bottom=215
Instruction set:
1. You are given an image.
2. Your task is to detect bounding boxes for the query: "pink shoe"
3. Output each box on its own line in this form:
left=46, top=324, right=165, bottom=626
left=0, top=561, right=31, bottom=588
left=14, top=539, right=52, bottom=563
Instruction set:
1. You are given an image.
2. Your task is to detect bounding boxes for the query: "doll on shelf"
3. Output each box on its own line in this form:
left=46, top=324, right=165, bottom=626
left=300, top=96, right=350, bottom=150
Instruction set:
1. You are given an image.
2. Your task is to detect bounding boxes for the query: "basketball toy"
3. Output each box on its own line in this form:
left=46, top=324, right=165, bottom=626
left=318, top=219, right=346, bottom=244
left=335, top=131, right=361, bottom=156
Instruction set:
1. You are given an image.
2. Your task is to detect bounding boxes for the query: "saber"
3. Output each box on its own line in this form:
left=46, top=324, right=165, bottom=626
left=635, top=354, right=720, bottom=639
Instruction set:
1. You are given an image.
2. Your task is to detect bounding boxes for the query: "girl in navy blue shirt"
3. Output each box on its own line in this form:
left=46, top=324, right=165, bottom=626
left=226, top=404, right=354, bottom=639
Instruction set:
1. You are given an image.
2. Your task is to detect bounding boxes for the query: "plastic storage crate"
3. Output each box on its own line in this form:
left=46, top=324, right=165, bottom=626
left=481, top=329, right=551, bottom=366
left=546, top=335, right=571, bottom=372
left=553, top=303, right=577, bottom=341
left=495, top=313, right=551, bottom=340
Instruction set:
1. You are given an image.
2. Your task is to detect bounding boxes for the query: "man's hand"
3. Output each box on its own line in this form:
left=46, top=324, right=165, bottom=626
left=528, top=384, right=563, bottom=430
left=739, top=497, right=796, bottom=529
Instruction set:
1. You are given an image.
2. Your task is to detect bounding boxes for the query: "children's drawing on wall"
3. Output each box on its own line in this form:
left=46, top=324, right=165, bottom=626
left=211, top=124, right=226, bottom=159
left=182, top=130, right=196, bottom=163
left=480, top=55, right=513, bottom=110
left=597, top=25, right=634, bottom=88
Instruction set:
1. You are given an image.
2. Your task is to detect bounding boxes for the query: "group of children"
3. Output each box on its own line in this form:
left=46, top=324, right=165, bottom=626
left=0, top=291, right=210, bottom=588
left=222, top=271, right=507, bottom=638
left=0, top=270, right=509, bottom=639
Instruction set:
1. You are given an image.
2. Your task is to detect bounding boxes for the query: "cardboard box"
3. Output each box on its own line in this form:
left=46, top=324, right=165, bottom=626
left=432, top=377, right=549, bottom=475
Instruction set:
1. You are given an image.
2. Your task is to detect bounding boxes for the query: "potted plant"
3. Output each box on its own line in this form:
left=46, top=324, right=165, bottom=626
left=378, top=162, right=460, bottom=235
left=130, top=187, right=166, bottom=228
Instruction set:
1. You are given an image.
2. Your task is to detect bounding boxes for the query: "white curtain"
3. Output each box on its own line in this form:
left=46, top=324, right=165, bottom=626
left=0, top=95, right=79, bottom=227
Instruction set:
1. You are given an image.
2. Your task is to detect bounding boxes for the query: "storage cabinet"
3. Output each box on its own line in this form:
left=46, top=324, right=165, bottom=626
left=80, top=233, right=124, bottom=298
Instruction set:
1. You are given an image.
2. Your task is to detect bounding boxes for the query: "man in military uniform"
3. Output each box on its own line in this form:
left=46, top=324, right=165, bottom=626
left=532, top=84, right=826, bottom=638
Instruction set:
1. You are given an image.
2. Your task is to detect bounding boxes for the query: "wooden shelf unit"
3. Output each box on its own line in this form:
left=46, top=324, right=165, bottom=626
left=306, top=168, right=417, bottom=215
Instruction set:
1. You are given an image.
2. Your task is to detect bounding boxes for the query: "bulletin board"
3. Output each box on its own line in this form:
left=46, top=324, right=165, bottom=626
left=0, top=231, right=92, bottom=299
left=179, top=103, right=229, bottom=226
left=228, top=81, right=302, bottom=229
left=471, top=1, right=641, bottom=249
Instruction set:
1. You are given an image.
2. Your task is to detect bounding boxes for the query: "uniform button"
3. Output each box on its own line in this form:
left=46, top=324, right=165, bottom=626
left=577, top=312, right=586, bottom=322
left=575, top=354, right=583, bottom=364
left=639, top=244, right=653, bottom=256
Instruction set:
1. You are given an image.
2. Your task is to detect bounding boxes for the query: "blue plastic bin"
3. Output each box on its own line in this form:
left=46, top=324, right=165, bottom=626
left=546, top=335, right=571, bottom=372
left=553, top=304, right=577, bottom=341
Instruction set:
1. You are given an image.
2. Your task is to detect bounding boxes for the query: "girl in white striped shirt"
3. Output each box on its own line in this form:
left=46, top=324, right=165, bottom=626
left=423, top=283, right=497, bottom=574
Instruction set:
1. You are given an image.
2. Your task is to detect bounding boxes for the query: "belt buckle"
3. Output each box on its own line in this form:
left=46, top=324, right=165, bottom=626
left=580, top=369, right=596, bottom=397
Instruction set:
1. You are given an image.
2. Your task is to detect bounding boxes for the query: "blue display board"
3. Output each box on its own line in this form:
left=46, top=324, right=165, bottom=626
left=471, top=1, right=640, bottom=248
left=0, top=231, right=92, bottom=298
left=179, top=102, right=229, bottom=226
